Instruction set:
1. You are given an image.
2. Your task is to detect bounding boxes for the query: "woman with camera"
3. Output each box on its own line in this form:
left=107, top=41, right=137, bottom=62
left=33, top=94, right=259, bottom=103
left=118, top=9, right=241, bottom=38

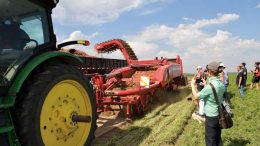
left=191, top=61, right=225, bottom=146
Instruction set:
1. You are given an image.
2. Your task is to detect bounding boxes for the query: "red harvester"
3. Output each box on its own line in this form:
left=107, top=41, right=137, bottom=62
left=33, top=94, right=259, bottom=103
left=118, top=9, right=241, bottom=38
left=89, top=39, right=187, bottom=118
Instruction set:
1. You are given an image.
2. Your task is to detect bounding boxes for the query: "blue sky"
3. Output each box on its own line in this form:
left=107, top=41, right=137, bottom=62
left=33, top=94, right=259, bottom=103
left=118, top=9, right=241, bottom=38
left=52, top=0, right=260, bottom=73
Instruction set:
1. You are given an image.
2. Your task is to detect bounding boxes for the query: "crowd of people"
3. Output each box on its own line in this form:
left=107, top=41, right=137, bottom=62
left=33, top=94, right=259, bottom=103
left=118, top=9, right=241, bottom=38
left=236, top=62, right=260, bottom=97
left=190, top=61, right=259, bottom=146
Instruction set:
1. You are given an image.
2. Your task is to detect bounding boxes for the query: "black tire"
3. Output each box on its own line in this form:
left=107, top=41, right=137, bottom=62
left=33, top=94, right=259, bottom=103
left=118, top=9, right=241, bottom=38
left=13, top=62, right=97, bottom=146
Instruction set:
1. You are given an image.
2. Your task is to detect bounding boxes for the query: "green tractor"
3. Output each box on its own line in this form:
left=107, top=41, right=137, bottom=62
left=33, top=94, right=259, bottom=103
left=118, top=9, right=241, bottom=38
left=0, top=0, right=96, bottom=145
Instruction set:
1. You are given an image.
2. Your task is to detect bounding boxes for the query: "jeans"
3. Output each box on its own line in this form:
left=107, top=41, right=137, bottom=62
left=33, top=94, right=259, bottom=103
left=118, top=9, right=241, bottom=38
left=223, top=85, right=228, bottom=100
left=205, top=116, right=222, bottom=146
left=223, top=99, right=233, bottom=116
left=238, top=85, right=244, bottom=97
left=222, top=84, right=233, bottom=116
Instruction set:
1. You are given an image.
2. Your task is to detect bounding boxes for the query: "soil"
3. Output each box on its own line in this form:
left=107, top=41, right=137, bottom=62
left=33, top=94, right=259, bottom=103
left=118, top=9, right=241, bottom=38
left=94, top=105, right=127, bottom=138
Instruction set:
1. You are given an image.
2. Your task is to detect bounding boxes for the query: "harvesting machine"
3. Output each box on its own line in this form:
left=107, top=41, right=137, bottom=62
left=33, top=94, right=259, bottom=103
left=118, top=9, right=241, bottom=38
left=89, top=39, right=187, bottom=117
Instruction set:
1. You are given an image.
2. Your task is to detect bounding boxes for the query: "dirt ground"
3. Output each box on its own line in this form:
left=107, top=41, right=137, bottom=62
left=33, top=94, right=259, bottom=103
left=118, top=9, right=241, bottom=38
left=94, top=106, right=127, bottom=138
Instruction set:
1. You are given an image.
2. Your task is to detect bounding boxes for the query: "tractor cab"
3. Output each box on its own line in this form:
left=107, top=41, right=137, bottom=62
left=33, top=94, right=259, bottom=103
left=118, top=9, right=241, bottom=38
left=0, top=1, right=97, bottom=146
left=0, top=0, right=57, bottom=86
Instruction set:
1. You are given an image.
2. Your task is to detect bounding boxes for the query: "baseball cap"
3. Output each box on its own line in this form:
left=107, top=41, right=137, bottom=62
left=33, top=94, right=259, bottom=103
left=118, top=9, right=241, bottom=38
left=206, top=61, right=220, bottom=72
left=197, top=66, right=202, bottom=69
left=219, top=63, right=225, bottom=68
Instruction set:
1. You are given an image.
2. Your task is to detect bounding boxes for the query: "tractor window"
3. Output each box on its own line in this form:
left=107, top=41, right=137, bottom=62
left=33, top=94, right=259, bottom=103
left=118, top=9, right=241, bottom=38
left=0, top=0, right=50, bottom=86
left=20, top=15, right=48, bottom=47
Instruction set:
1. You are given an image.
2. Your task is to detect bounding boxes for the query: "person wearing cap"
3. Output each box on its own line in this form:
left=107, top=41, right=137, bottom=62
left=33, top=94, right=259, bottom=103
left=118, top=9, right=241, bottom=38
left=219, top=63, right=229, bottom=87
left=236, top=65, right=245, bottom=97
left=219, top=63, right=233, bottom=116
left=193, top=66, right=207, bottom=117
left=195, top=66, right=207, bottom=91
left=241, top=63, right=247, bottom=87
left=191, top=61, right=225, bottom=146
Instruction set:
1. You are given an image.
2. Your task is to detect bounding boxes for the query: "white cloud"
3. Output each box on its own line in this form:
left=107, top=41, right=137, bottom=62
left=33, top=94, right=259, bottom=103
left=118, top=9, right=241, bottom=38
left=53, top=0, right=166, bottom=25
left=124, top=13, right=260, bottom=72
left=256, top=3, right=260, bottom=8
left=59, top=31, right=100, bottom=56
left=141, top=7, right=163, bottom=15
left=182, top=13, right=239, bottom=29
left=62, top=31, right=99, bottom=42
left=182, top=17, right=189, bottom=21
left=182, top=17, right=194, bottom=21
left=157, top=50, right=178, bottom=58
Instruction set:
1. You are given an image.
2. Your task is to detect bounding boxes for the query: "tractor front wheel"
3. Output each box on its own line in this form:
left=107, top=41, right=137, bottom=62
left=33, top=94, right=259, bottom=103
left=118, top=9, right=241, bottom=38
left=13, top=63, right=96, bottom=146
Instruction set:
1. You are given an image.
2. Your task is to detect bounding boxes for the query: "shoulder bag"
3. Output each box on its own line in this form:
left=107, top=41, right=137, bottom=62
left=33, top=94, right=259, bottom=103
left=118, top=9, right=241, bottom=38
left=209, top=83, right=233, bottom=129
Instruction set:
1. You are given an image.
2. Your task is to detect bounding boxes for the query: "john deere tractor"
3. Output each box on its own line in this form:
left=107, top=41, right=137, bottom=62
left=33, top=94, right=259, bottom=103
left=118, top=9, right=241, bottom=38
left=0, top=0, right=96, bottom=145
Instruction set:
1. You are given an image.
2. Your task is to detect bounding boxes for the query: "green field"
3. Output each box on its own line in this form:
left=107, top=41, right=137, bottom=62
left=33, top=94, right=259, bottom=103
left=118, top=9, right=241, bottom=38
left=93, top=73, right=260, bottom=146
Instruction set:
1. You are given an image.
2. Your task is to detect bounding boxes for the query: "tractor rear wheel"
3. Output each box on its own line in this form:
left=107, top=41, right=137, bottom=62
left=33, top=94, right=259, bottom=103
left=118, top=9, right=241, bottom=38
left=13, top=62, right=96, bottom=146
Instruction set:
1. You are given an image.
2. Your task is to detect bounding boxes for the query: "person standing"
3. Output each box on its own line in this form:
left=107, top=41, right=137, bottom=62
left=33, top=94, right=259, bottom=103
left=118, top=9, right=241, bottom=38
left=241, top=63, right=247, bottom=87
left=195, top=66, right=207, bottom=91
left=236, top=65, right=244, bottom=97
left=219, top=63, right=233, bottom=116
left=191, top=61, right=225, bottom=146
left=219, top=63, right=229, bottom=88
left=250, top=62, right=259, bottom=90
left=194, top=66, right=207, bottom=116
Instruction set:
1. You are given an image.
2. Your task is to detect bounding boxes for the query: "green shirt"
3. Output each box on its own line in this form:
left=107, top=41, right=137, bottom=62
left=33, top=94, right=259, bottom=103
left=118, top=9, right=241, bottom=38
left=198, top=76, right=225, bottom=117
left=242, top=67, right=247, bottom=77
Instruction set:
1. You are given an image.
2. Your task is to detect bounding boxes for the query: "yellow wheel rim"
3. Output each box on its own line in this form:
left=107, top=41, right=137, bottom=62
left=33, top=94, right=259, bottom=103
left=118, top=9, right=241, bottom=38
left=40, top=80, right=92, bottom=146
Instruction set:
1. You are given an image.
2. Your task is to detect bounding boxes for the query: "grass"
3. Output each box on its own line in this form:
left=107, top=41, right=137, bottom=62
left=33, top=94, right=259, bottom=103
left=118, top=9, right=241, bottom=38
left=93, top=73, right=260, bottom=146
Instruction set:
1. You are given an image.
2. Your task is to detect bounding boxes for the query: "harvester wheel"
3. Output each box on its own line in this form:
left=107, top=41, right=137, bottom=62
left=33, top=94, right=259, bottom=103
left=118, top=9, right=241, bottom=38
left=13, top=62, right=97, bottom=146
